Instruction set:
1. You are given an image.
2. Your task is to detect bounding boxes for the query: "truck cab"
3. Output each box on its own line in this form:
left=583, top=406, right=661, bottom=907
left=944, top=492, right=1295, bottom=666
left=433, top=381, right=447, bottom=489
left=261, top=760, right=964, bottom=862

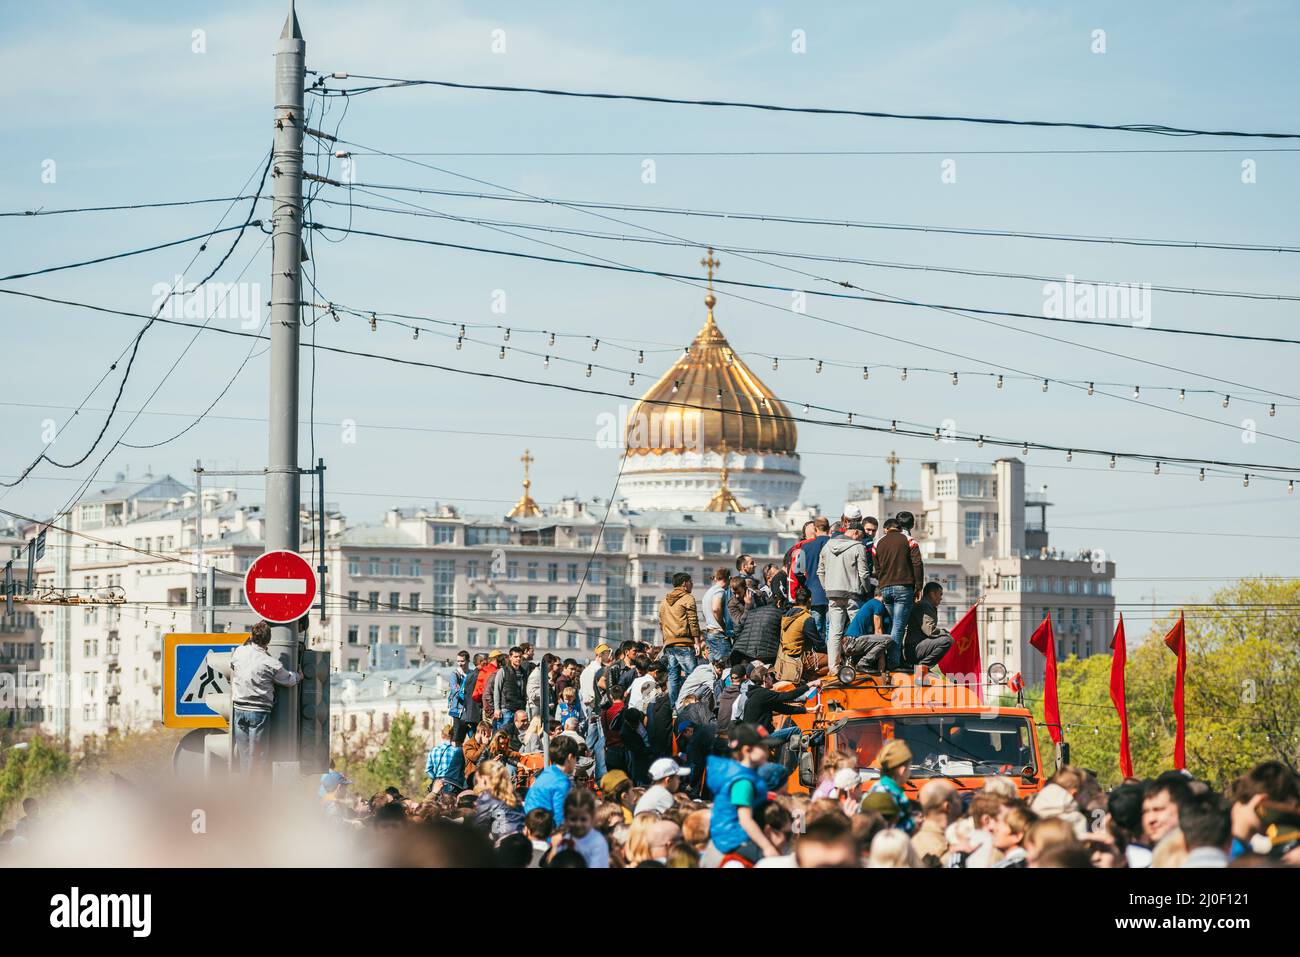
left=782, top=671, right=1048, bottom=800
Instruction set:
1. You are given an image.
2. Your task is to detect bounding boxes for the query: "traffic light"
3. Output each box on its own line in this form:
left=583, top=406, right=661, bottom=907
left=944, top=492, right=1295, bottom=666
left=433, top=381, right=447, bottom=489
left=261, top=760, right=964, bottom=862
left=202, top=651, right=234, bottom=777
left=298, top=648, right=331, bottom=774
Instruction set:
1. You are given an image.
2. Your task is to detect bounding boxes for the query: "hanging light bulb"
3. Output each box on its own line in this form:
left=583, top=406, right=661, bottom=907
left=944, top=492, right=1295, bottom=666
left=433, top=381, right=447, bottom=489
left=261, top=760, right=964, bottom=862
left=369, top=314, right=377, bottom=332
left=951, top=372, right=959, bottom=386
left=548, top=331, right=556, bottom=346
left=716, top=387, right=723, bottom=402
left=890, top=420, right=897, bottom=432
left=1243, top=473, right=1250, bottom=487
left=592, top=339, right=600, bottom=352
left=672, top=380, right=680, bottom=394
left=1109, top=455, right=1117, bottom=469
left=934, top=428, right=941, bottom=442
left=585, top=364, right=593, bottom=377
left=976, top=435, right=984, bottom=448
left=847, top=412, right=854, bottom=425
left=771, top=357, right=779, bottom=371
left=637, top=350, right=645, bottom=364
left=1041, top=379, right=1049, bottom=392
left=1133, top=386, right=1140, bottom=399
left=1066, top=450, right=1073, bottom=462
left=1178, top=388, right=1185, bottom=402
left=1222, top=394, right=1230, bottom=408
left=726, top=350, right=734, bottom=366
left=628, top=372, right=636, bottom=386
left=815, top=360, right=823, bottom=374
left=803, top=403, right=810, bottom=414
left=1269, top=403, right=1277, bottom=417
left=499, top=346, right=506, bottom=359
left=455, top=335, right=463, bottom=350
left=1199, top=467, right=1206, bottom=482
left=543, top=355, right=550, bottom=368
left=683, top=346, right=691, bottom=357
left=458, top=324, right=465, bottom=337
left=1289, top=480, right=1294, bottom=494
left=996, top=374, right=1004, bottom=390
left=862, top=366, right=869, bottom=380
left=1022, top=442, right=1029, bottom=456
left=901, top=368, right=908, bottom=381
left=412, top=327, right=419, bottom=340
left=504, top=328, right=511, bottom=341
left=1154, top=461, right=1161, bottom=475
left=330, top=308, right=340, bottom=323
left=1087, top=382, right=1094, bottom=396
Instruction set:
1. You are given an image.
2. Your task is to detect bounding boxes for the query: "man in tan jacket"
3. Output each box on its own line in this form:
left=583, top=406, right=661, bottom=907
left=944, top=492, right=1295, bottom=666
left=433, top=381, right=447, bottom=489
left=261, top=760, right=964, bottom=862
left=658, top=572, right=702, bottom=703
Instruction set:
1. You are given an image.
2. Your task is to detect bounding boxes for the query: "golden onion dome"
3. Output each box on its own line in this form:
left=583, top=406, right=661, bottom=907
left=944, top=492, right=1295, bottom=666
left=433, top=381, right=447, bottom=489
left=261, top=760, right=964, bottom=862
left=624, top=305, right=798, bottom=458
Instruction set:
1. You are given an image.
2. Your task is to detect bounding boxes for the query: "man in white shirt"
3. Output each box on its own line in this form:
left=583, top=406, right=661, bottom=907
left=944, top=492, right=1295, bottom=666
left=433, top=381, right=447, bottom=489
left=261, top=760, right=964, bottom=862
left=635, top=758, right=691, bottom=815
left=230, top=621, right=301, bottom=776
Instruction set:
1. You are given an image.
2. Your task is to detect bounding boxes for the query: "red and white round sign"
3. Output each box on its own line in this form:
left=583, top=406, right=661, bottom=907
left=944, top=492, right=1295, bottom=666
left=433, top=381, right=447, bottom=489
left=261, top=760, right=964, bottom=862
left=244, top=549, right=317, bottom=623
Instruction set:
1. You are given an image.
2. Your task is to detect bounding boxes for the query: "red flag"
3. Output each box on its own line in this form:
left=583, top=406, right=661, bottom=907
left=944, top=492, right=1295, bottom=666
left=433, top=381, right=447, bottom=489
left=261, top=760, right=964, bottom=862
left=1109, top=616, right=1133, bottom=779
left=1163, top=612, right=1187, bottom=770
left=1030, top=616, right=1061, bottom=744
left=938, top=602, right=983, bottom=702
left=1008, top=672, right=1023, bottom=693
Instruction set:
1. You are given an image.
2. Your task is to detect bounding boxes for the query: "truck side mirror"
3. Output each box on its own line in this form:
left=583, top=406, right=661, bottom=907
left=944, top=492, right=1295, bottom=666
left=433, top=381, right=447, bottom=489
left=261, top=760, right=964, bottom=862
left=797, top=735, right=818, bottom=788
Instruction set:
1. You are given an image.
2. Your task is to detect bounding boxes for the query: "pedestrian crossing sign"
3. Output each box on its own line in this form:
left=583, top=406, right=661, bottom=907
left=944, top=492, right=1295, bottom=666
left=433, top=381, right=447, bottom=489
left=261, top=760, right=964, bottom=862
left=162, top=633, right=248, bottom=728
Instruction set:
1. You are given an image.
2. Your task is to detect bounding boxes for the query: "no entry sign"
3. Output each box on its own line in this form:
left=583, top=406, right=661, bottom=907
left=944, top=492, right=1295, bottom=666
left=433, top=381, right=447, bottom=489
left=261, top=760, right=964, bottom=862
left=244, top=549, right=317, bottom=623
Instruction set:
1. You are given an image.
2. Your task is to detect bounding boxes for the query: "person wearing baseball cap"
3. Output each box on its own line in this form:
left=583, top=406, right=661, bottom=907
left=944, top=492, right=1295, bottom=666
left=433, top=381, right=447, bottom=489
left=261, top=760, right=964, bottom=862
left=580, top=642, right=615, bottom=780
left=635, top=757, right=692, bottom=816
left=865, top=739, right=915, bottom=833
left=706, top=723, right=782, bottom=864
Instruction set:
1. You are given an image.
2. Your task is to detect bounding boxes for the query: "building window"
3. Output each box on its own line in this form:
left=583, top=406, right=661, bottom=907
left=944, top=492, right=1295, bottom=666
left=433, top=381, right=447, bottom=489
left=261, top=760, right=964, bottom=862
left=347, top=626, right=358, bottom=645
left=347, top=591, right=359, bottom=611
left=368, top=592, right=379, bottom=611
left=577, top=533, right=594, bottom=549
left=667, top=536, right=690, bottom=554
left=586, top=628, right=600, bottom=648
left=547, top=596, right=558, bottom=615
left=603, top=532, right=624, bottom=552
left=368, top=625, right=380, bottom=645
left=409, top=559, right=422, bottom=577
left=348, top=560, right=360, bottom=576
left=527, top=596, right=538, bottom=613
left=547, top=629, right=558, bottom=648
left=432, top=559, right=455, bottom=644
left=388, top=592, right=400, bottom=611
left=466, top=527, right=509, bottom=546
left=409, top=626, right=421, bottom=646
left=1068, top=578, right=1079, bottom=594
left=586, top=595, right=600, bottom=616
left=507, top=628, right=519, bottom=645
left=547, top=563, right=559, bottom=582
left=505, top=595, right=518, bottom=613
left=702, top=535, right=730, bottom=555
left=507, top=560, right=519, bottom=580
left=527, top=562, right=539, bottom=581
left=566, top=597, right=577, bottom=615
left=433, top=525, right=456, bottom=544
left=467, top=560, right=480, bottom=580
left=964, top=511, right=981, bottom=545
left=488, top=628, right=499, bottom=647
left=527, top=628, right=538, bottom=644
left=640, top=596, right=656, bottom=617
left=368, top=558, right=381, bottom=575
left=566, top=563, right=579, bottom=583
left=567, top=632, right=578, bottom=649
left=388, top=626, right=400, bottom=645
left=739, top=539, right=771, bottom=557
left=467, top=628, right=478, bottom=647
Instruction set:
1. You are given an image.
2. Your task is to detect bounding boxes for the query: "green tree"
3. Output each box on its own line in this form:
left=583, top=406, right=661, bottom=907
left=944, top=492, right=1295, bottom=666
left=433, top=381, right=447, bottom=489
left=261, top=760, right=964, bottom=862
left=0, top=735, right=72, bottom=822
left=353, top=712, right=425, bottom=797
left=1021, top=578, right=1300, bottom=789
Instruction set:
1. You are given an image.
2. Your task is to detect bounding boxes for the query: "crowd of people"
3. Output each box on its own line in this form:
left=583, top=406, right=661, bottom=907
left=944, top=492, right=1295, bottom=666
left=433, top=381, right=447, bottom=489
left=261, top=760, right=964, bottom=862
left=308, top=507, right=1300, bottom=868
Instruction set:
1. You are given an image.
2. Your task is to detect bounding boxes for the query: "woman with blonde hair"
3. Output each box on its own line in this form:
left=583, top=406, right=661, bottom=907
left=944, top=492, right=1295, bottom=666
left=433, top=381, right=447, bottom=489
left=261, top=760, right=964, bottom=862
left=624, top=811, right=662, bottom=866
left=471, top=758, right=524, bottom=843
left=812, top=749, right=858, bottom=799
left=868, top=827, right=918, bottom=868
left=520, top=715, right=546, bottom=754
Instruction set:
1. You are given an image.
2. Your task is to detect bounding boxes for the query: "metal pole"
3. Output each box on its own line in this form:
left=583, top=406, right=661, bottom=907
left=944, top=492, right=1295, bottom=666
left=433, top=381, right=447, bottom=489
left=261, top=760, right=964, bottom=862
left=194, top=460, right=204, bottom=633
left=316, top=458, right=327, bottom=624
left=206, top=565, right=217, bottom=633
left=266, top=1, right=306, bottom=766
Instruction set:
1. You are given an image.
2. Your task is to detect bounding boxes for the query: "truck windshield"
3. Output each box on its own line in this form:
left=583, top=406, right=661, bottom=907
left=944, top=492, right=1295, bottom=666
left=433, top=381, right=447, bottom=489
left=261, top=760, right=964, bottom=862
left=837, top=715, right=1035, bottom=778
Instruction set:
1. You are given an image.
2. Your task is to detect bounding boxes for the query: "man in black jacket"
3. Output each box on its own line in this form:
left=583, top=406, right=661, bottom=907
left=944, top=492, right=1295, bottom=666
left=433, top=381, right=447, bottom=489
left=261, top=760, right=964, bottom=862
left=732, top=594, right=787, bottom=665
left=742, top=663, right=822, bottom=747
left=493, top=646, right=528, bottom=729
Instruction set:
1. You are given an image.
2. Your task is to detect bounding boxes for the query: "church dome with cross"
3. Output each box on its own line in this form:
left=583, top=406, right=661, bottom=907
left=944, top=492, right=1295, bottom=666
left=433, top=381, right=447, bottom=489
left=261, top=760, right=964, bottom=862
left=616, top=250, right=805, bottom=512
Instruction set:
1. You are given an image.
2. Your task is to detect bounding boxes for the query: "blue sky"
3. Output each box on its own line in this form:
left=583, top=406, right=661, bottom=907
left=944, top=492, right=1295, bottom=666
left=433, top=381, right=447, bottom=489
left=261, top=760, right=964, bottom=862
left=2, top=0, right=1297, bottom=627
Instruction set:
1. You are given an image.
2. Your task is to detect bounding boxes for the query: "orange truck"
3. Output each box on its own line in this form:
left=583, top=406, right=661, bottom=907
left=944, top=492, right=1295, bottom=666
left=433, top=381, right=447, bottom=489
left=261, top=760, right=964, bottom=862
left=782, top=670, right=1051, bottom=801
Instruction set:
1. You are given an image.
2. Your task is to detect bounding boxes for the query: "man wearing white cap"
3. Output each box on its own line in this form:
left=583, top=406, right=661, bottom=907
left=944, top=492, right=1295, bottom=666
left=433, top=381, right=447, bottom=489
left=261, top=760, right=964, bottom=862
left=634, top=757, right=692, bottom=816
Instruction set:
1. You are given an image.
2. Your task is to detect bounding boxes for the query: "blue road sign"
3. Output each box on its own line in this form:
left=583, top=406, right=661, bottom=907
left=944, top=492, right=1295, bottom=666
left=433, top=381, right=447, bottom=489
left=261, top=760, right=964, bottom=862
left=162, top=633, right=247, bottom=728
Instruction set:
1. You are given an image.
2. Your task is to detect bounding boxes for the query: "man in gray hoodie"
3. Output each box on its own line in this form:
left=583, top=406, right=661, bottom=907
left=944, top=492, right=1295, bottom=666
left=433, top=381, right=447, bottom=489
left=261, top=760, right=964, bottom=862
left=816, top=520, right=871, bottom=675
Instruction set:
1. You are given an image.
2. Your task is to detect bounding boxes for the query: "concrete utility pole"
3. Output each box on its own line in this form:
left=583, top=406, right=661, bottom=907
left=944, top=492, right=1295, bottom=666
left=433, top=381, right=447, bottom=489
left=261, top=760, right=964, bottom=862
left=266, top=1, right=306, bottom=767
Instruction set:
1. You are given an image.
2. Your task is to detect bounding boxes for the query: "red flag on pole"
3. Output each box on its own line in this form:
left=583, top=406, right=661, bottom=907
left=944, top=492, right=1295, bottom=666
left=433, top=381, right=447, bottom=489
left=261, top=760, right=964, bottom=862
left=1030, top=616, right=1062, bottom=744
left=1163, top=612, right=1187, bottom=770
left=938, top=602, right=983, bottom=702
left=1109, top=615, right=1133, bottom=779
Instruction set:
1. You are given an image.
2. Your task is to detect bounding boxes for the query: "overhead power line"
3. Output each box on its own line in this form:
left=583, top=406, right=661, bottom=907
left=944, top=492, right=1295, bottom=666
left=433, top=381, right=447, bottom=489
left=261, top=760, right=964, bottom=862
left=0, top=223, right=257, bottom=283
left=310, top=73, right=1300, bottom=140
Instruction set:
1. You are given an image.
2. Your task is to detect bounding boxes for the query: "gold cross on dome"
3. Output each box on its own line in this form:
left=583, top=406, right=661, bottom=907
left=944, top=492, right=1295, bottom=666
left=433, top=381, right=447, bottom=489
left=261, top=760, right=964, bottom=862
left=700, top=248, right=720, bottom=291
left=520, top=449, right=534, bottom=481
left=886, top=450, right=900, bottom=493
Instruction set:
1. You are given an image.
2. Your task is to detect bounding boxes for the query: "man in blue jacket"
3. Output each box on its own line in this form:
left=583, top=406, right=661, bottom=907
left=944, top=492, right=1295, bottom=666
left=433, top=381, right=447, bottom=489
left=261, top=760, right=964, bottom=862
left=797, top=517, right=833, bottom=637
left=706, top=723, right=782, bottom=864
left=524, top=735, right=579, bottom=826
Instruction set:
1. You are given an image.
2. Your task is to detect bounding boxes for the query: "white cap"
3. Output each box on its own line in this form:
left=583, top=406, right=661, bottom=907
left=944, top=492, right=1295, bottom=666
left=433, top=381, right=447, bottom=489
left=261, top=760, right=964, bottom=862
left=649, top=757, right=692, bottom=782
left=833, top=768, right=862, bottom=791
left=842, top=504, right=863, bottom=520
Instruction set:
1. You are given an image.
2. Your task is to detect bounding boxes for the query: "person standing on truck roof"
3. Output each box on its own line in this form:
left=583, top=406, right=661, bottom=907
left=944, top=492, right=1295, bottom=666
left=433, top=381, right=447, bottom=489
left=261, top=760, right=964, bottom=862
left=903, top=582, right=955, bottom=674
left=817, top=519, right=872, bottom=676
left=796, top=517, right=833, bottom=637
left=872, top=513, right=924, bottom=672
left=658, top=572, right=702, bottom=705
